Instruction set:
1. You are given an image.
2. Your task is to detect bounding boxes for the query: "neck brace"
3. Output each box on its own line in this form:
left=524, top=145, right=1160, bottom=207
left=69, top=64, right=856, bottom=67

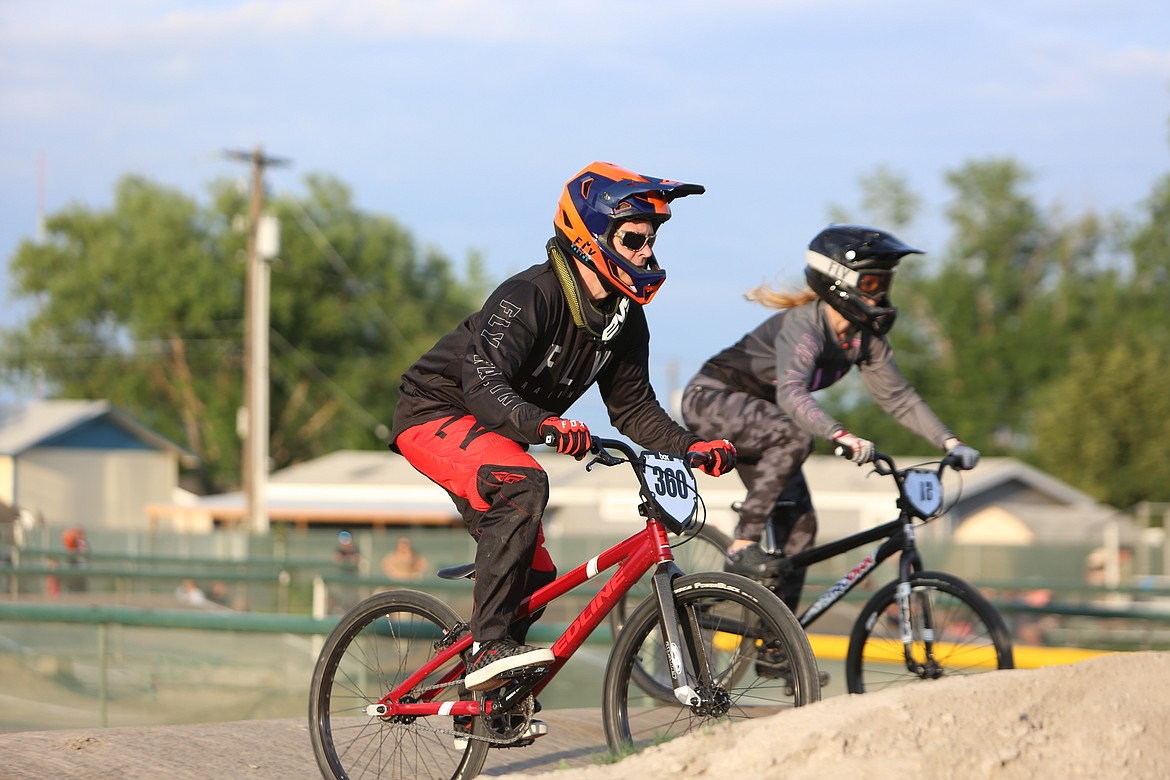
left=547, top=238, right=629, bottom=343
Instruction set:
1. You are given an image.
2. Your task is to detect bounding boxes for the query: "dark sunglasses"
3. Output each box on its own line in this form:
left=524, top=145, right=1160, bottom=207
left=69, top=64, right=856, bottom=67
left=614, top=230, right=656, bottom=252
left=857, top=273, right=893, bottom=296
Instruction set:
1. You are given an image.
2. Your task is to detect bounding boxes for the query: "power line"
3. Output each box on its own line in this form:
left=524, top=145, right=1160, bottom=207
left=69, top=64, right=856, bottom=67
left=287, top=197, right=425, bottom=356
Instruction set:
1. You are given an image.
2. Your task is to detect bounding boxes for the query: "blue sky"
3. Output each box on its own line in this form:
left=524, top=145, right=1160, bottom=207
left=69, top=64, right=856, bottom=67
left=2, top=1, right=1169, bottom=437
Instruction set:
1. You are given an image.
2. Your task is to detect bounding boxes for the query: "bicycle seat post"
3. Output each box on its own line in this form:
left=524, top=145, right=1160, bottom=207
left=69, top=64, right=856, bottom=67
left=762, top=500, right=796, bottom=556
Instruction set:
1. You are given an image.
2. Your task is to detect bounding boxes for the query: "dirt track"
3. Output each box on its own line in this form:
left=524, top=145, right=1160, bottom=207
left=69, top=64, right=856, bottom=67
left=5, top=653, right=1170, bottom=779
left=0, top=708, right=611, bottom=779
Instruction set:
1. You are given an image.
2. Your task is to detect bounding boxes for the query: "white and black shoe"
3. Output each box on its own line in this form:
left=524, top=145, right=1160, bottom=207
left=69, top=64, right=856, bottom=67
left=464, top=639, right=554, bottom=692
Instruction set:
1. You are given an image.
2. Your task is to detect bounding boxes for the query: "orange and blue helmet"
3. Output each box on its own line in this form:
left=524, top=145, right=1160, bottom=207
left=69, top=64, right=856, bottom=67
left=554, top=161, right=704, bottom=305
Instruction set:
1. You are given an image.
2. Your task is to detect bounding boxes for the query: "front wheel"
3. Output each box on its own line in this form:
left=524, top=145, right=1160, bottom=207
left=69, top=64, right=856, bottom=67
left=602, top=572, right=820, bottom=755
left=308, top=589, right=490, bottom=780
left=845, top=570, right=1015, bottom=694
left=609, top=523, right=733, bottom=639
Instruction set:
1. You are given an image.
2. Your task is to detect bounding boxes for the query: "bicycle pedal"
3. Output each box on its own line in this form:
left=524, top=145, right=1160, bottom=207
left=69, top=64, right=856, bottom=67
left=452, top=719, right=547, bottom=750
left=491, top=720, right=548, bottom=749
left=500, top=664, right=551, bottom=682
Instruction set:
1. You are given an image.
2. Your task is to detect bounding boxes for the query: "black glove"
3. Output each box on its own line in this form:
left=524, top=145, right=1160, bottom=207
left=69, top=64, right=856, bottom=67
left=540, top=417, right=592, bottom=459
left=687, top=439, right=737, bottom=476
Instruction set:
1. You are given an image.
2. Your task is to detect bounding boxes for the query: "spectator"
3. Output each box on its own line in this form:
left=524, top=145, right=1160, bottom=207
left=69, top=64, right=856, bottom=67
left=381, top=536, right=429, bottom=581
left=61, top=527, right=89, bottom=593
left=175, top=578, right=207, bottom=606
left=207, top=579, right=233, bottom=608
left=330, top=531, right=365, bottom=613
left=334, top=531, right=362, bottom=573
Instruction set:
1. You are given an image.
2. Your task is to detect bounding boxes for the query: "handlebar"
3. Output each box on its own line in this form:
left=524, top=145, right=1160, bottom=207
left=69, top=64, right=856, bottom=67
left=833, top=445, right=968, bottom=473
left=546, top=434, right=711, bottom=469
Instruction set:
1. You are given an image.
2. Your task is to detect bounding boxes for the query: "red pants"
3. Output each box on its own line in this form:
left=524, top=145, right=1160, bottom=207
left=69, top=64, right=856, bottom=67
left=396, top=415, right=555, bottom=642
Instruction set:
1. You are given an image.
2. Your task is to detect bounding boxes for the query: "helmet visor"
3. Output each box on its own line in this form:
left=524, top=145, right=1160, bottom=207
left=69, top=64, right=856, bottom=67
left=857, top=272, right=893, bottom=297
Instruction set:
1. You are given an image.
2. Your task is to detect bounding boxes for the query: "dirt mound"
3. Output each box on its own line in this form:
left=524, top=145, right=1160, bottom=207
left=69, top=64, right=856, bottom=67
left=2, top=652, right=1166, bottom=779
left=501, top=651, right=1170, bottom=780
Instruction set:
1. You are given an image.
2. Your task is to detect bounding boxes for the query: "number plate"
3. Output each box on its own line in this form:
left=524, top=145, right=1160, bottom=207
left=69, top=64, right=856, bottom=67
left=641, top=452, right=698, bottom=530
left=903, top=469, right=942, bottom=517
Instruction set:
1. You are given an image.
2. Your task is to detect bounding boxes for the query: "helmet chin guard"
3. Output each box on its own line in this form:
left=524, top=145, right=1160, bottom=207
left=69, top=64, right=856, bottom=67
left=554, top=162, right=704, bottom=304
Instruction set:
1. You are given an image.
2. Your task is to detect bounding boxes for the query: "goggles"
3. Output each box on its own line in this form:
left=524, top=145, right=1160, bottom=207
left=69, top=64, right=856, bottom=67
left=857, top=273, right=893, bottom=296
left=613, top=230, right=656, bottom=252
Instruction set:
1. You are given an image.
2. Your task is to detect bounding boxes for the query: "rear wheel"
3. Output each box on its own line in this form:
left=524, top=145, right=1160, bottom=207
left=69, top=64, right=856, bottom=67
left=602, top=572, right=820, bottom=755
left=308, top=590, right=490, bottom=780
left=845, top=571, right=1015, bottom=694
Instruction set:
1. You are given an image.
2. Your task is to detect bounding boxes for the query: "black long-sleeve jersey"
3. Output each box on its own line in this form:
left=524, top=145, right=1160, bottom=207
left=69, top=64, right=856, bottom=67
left=699, top=300, right=953, bottom=447
left=390, top=258, right=700, bottom=456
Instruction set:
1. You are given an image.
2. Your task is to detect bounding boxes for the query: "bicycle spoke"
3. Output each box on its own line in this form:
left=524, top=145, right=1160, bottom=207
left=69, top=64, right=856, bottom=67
left=309, top=591, right=488, bottom=780
left=846, top=572, right=1013, bottom=693
left=604, top=573, right=818, bottom=754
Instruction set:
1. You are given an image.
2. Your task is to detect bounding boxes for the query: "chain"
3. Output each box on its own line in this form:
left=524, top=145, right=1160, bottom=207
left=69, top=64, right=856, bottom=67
left=378, top=684, right=535, bottom=746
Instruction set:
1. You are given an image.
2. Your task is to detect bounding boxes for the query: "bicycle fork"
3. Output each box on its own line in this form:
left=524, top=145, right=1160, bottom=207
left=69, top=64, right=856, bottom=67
left=648, top=562, right=710, bottom=708
left=895, top=522, right=944, bottom=679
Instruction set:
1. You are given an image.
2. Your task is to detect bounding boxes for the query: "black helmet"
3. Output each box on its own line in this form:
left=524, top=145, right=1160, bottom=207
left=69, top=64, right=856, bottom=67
left=804, top=224, right=922, bottom=336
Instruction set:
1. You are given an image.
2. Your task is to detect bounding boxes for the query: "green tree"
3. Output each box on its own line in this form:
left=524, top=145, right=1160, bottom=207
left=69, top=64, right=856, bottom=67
left=1028, top=168, right=1170, bottom=506
left=1030, top=340, right=1170, bottom=507
left=1, top=174, right=485, bottom=491
left=826, top=164, right=922, bottom=232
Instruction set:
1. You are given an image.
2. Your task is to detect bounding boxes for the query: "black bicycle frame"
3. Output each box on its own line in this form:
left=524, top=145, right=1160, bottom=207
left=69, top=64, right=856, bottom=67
left=777, top=516, right=924, bottom=629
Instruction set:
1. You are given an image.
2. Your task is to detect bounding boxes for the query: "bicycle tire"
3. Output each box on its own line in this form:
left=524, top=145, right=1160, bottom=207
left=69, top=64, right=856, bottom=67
left=609, top=523, right=733, bottom=640
left=844, top=570, right=1015, bottom=694
left=308, top=589, right=490, bottom=780
left=602, top=572, right=820, bottom=755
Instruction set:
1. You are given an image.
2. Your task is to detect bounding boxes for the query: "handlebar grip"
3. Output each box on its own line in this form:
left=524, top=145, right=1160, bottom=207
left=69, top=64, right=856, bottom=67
left=943, top=452, right=967, bottom=471
left=834, top=444, right=852, bottom=459
left=543, top=433, right=557, bottom=447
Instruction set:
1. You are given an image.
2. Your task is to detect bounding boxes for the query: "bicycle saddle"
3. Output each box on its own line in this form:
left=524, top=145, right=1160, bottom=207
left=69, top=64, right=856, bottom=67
left=437, top=563, right=476, bottom=580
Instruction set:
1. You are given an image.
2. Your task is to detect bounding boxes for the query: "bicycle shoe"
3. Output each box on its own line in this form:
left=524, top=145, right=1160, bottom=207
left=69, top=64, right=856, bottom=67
left=754, top=644, right=791, bottom=680
left=724, top=542, right=786, bottom=578
left=464, top=639, right=554, bottom=691
left=755, top=647, right=830, bottom=693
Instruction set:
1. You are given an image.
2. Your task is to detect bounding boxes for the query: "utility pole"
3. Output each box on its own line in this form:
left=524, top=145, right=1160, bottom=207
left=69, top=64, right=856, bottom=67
left=224, top=145, right=290, bottom=535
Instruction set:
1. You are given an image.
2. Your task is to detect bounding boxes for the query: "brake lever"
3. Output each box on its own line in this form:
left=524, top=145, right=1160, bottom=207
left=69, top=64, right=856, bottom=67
left=585, top=449, right=624, bottom=471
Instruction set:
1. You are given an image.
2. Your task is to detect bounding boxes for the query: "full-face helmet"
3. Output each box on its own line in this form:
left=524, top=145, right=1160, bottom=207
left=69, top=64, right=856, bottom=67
left=805, top=224, right=922, bottom=336
left=554, top=161, right=704, bottom=304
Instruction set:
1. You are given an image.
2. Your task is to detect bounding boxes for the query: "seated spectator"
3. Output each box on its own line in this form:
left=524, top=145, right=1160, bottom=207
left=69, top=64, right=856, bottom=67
left=175, top=578, right=207, bottom=606
left=381, top=536, right=429, bottom=581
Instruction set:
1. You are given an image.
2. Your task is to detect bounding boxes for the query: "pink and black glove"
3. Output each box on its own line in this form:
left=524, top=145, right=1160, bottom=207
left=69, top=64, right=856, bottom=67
left=832, top=430, right=875, bottom=465
left=540, top=417, right=593, bottom=459
left=688, top=439, right=737, bottom=477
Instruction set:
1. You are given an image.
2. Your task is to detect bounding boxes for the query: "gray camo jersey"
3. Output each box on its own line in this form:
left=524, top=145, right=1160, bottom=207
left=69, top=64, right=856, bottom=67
left=700, top=301, right=954, bottom=447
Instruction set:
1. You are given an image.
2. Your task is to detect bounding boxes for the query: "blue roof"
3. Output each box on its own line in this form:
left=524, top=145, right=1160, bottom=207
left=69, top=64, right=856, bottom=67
left=0, top=400, right=196, bottom=464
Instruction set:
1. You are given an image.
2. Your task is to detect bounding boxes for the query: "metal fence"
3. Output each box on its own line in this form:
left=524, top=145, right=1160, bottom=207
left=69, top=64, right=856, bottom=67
left=3, top=526, right=1169, bottom=733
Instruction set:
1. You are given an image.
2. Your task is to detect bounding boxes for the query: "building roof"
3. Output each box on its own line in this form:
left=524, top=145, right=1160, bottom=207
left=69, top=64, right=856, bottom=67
left=164, top=447, right=1119, bottom=544
left=0, top=400, right=197, bottom=466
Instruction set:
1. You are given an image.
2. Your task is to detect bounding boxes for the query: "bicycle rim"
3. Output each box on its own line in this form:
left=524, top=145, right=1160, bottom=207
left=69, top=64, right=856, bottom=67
left=308, top=590, right=490, bottom=780
left=602, top=572, right=819, bottom=755
left=845, top=571, right=1015, bottom=694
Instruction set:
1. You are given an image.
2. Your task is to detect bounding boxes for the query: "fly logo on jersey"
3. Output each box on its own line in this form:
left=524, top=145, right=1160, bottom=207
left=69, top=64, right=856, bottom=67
left=481, top=299, right=521, bottom=349
left=489, top=471, right=526, bottom=484
left=471, top=355, right=523, bottom=409
left=600, top=298, right=630, bottom=343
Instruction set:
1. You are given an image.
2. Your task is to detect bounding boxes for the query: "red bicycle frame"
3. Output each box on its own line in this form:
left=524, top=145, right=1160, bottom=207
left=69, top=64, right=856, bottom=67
left=376, top=517, right=678, bottom=719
